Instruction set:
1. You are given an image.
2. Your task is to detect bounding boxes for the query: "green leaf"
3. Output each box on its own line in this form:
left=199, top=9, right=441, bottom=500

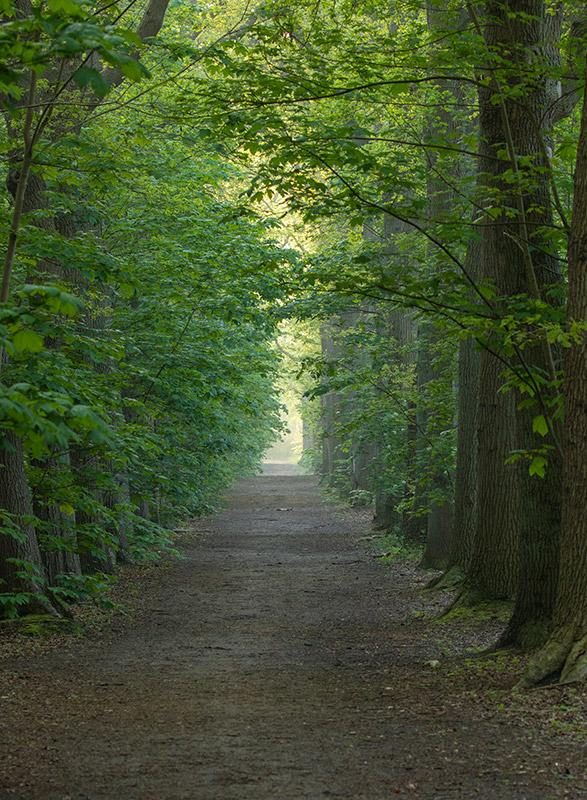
left=529, top=455, right=547, bottom=478
left=120, top=59, right=148, bottom=82
left=12, top=329, right=43, bottom=353
left=47, top=0, right=84, bottom=15
left=532, top=415, right=549, bottom=437
left=72, top=67, right=108, bottom=98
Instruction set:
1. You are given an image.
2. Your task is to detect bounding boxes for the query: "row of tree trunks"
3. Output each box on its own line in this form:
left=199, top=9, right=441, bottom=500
left=0, top=0, right=170, bottom=614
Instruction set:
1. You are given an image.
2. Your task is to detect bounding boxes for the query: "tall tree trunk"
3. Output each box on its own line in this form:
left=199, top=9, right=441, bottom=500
left=70, top=446, right=116, bottom=575
left=417, top=325, right=455, bottom=568
left=372, top=306, right=416, bottom=532
left=466, top=353, right=520, bottom=599
left=340, top=306, right=374, bottom=495
left=433, top=241, right=482, bottom=588
left=462, top=2, right=563, bottom=627
left=374, top=209, right=419, bottom=534
left=439, top=335, right=479, bottom=579
left=0, top=0, right=171, bottom=609
left=418, top=0, right=464, bottom=567
left=523, top=69, right=587, bottom=685
left=320, top=321, right=345, bottom=485
left=0, top=147, right=60, bottom=613
left=32, top=454, right=81, bottom=586
left=0, top=432, right=55, bottom=613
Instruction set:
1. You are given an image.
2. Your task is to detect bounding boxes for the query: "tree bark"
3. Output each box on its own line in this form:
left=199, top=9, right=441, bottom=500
left=0, top=123, right=60, bottom=613
left=439, top=334, right=479, bottom=579
left=0, top=432, right=55, bottom=613
left=523, top=68, right=587, bottom=685
left=32, top=454, right=81, bottom=586
left=432, top=240, right=482, bottom=588
left=418, top=0, right=465, bottom=568
left=462, top=1, right=563, bottom=628
left=319, top=321, right=345, bottom=486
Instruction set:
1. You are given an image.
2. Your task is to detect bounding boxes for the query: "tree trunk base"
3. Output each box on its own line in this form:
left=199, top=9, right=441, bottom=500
left=426, top=565, right=464, bottom=591
left=439, top=587, right=512, bottom=626
left=520, top=627, right=587, bottom=687
left=23, top=593, right=61, bottom=618
left=419, top=553, right=448, bottom=571
left=442, top=586, right=490, bottom=613
left=497, top=616, right=551, bottom=652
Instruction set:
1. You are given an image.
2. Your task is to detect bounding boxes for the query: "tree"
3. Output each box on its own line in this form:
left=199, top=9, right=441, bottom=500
left=524, top=67, right=587, bottom=685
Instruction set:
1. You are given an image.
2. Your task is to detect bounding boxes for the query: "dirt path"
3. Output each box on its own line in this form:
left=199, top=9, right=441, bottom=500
left=1, top=475, right=585, bottom=799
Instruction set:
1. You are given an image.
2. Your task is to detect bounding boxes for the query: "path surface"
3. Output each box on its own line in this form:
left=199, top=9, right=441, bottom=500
left=1, top=476, right=585, bottom=799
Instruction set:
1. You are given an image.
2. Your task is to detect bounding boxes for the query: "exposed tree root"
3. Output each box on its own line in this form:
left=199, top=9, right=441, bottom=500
left=562, top=635, right=587, bottom=683
left=425, top=565, right=464, bottom=591
left=46, top=589, right=75, bottom=619
left=440, top=586, right=488, bottom=616
left=25, top=593, right=61, bottom=618
left=437, top=587, right=513, bottom=630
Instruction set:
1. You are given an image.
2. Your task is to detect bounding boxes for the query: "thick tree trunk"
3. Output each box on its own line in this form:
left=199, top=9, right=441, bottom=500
left=462, top=2, right=563, bottom=626
left=436, top=335, right=479, bottom=584
left=0, top=432, right=55, bottom=613
left=418, top=0, right=464, bottom=567
left=32, top=455, right=81, bottom=586
left=0, top=154, right=60, bottom=614
left=467, top=354, right=520, bottom=599
left=421, top=500, right=453, bottom=570
left=523, top=70, right=587, bottom=685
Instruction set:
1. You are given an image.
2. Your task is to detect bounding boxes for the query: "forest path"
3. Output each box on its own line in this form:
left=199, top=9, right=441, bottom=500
left=1, top=475, right=584, bottom=799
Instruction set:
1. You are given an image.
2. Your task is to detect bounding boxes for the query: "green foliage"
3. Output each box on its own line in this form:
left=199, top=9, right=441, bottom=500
left=0, top=0, right=150, bottom=106
left=49, top=572, right=117, bottom=609
left=0, top=0, right=295, bottom=615
left=373, top=530, right=423, bottom=564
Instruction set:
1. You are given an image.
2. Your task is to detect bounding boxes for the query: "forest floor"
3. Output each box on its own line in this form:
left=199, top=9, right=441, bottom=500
left=0, top=473, right=586, bottom=799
